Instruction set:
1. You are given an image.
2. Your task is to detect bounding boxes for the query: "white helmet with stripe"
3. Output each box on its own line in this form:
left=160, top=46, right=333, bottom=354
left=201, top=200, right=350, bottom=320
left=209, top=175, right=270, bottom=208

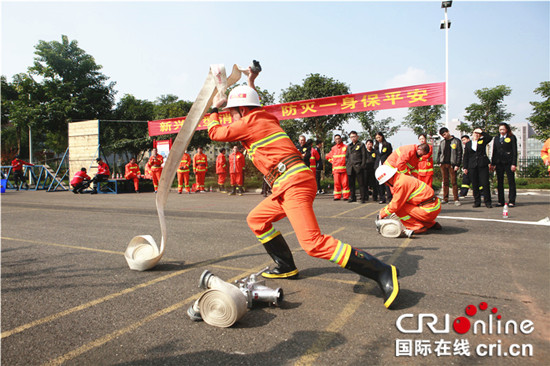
left=375, top=165, right=398, bottom=184
left=224, top=85, right=261, bottom=109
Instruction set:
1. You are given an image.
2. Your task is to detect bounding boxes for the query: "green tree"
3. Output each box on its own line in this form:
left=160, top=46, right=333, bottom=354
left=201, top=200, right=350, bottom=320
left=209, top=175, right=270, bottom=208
left=101, top=94, right=155, bottom=162
left=279, top=73, right=352, bottom=143
left=527, top=81, right=550, bottom=141
left=28, top=35, right=116, bottom=152
left=403, top=105, right=444, bottom=137
left=461, top=85, right=513, bottom=135
left=355, top=110, right=399, bottom=141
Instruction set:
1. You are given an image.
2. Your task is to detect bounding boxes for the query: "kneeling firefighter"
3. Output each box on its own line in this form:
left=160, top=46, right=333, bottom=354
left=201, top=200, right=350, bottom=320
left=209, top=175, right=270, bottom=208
left=376, top=165, right=442, bottom=234
left=206, top=66, right=400, bottom=309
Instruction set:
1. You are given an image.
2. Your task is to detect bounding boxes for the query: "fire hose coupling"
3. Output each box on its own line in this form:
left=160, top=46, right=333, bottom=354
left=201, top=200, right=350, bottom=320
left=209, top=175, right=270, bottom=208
left=188, top=269, right=284, bottom=327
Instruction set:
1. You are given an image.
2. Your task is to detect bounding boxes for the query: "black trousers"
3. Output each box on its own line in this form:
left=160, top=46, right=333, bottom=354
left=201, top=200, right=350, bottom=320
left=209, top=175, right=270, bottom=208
left=92, top=174, right=109, bottom=192
left=13, top=170, right=24, bottom=188
left=496, top=163, right=516, bottom=204
left=315, top=170, right=322, bottom=192
left=363, top=164, right=377, bottom=200
left=471, top=165, right=491, bottom=204
left=460, top=171, right=471, bottom=197
left=348, top=168, right=365, bottom=201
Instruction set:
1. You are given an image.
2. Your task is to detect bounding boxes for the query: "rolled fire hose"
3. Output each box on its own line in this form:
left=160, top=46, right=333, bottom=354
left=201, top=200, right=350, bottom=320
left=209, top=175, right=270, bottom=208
left=125, top=64, right=246, bottom=271
left=376, top=213, right=413, bottom=238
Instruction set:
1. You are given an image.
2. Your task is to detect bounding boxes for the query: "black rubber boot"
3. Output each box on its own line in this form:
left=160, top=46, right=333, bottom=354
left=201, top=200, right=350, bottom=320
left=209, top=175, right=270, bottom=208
left=228, top=186, right=236, bottom=196
left=261, top=235, right=299, bottom=279
left=345, top=248, right=400, bottom=309
left=237, top=186, right=244, bottom=196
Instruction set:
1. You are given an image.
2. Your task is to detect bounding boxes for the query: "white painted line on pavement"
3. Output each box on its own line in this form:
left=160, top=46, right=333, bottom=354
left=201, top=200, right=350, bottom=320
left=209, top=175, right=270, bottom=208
left=438, top=215, right=550, bottom=226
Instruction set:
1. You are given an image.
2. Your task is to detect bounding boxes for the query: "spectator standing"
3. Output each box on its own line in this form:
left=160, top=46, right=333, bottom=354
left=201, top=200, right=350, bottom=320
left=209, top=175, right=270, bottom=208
left=11, top=155, right=34, bottom=190
left=314, top=140, right=324, bottom=194
left=193, top=147, right=208, bottom=192
left=374, top=132, right=393, bottom=204
left=463, top=128, right=493, bottom=208
left=436, top=127, right=462, bottom=206
left=177, top=151, right=192, bottom=194
left=216, top=148, right=228, bottom=193
left=491, top=123, right=517, bottom=207
left=70, top=167, right=91, bottom=194
left=542, top=138, right=550, bottom=176
left=345, top=131, right=367, bottom=203
left=326, top=134, right=350, bottom=201
left=228, top=145, right=245, bottom=196
left=124, top=158, right=141, bottom=193
left=459, top=135, right=472, bottom=197
left=147, top=148, right=163, bottom=193
left=414, top=134, right=434, bottom=187
left=364, top=139, right=378, bottom=202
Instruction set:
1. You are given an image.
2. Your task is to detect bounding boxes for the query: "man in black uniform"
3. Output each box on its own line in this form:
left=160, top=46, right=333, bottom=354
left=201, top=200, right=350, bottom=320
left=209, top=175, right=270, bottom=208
left=345, top=131, right=367, bottom=203
left=364, top=139, right=378, bottom=201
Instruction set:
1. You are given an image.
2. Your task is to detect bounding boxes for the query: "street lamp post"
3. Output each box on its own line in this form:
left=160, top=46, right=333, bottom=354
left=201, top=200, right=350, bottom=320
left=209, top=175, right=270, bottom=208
left=441, top=1, right=452, bottom=129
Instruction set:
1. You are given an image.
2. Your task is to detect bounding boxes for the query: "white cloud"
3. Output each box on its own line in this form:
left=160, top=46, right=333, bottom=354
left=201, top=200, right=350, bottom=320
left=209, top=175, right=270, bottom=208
left=384, top=67, right=436, bottom=89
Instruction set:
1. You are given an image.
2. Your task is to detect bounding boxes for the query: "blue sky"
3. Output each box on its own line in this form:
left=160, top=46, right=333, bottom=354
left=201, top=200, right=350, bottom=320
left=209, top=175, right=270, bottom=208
left=1, top=0, right=549, bottom=145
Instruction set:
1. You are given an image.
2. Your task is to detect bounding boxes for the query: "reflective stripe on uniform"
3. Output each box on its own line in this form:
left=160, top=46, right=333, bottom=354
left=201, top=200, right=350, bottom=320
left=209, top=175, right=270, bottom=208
left=257, top=228, right=281, bottom=243
left=408, top=181, right=428, bottom=201
left=249, top=132, right=291, bottom=161
left=273, top=163, right=310, bottom=188
left=421, top=199, right=441, bottom=213
left=329, top=241, right=352, bottom=268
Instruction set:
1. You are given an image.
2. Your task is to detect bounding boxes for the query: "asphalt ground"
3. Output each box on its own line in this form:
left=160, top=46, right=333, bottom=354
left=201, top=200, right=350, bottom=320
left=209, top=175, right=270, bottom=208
left=1, top=187, right=549, bottom=366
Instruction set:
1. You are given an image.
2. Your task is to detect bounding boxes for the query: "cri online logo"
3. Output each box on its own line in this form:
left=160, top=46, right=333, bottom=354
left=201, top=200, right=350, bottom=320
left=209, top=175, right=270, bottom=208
left=396, top=302, right=534, bottom=335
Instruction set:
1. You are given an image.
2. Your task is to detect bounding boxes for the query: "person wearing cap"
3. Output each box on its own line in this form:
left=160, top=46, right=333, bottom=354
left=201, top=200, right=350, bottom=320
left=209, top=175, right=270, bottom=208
left=376, top=165, right=442, bottom=234
left=206, top=67, right=400, bottom=309
left=11, top=155, right=34, bottom=190
left=463, top=128, right=493, bottom=208
left=71, top=167, right=91, bottom=193
left=91, top=157, right=110, bottom=194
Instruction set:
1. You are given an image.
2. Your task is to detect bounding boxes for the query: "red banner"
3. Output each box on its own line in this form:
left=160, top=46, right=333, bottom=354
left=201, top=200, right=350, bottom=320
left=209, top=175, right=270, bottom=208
left=148, top=82, right=445, bottom=137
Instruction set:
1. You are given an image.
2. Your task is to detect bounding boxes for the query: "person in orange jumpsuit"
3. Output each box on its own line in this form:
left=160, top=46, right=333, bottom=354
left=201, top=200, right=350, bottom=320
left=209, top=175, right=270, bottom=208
left=541, top=138, right=550, bottom=176
left=147, top=148, right=163, bottom=193
left=413, top=134, right=434, bottom=187
left=376, top=165, right=442, bottom=234
left=177, top=151, right=192, bottom=193
left=326, top=134, right=350, bottom=201
left=11, top=155, right=34, bottom=190
left=216, top=148, right=228, bottom=193
left=124, top=158, right=141, bottom=193
left=384, top=143, right=429, bottom=175
left=193, top=147, right=208, bottom=192
left=207, top=68, right=400, bottom=309
left=228, top=145, right=245, bottom=196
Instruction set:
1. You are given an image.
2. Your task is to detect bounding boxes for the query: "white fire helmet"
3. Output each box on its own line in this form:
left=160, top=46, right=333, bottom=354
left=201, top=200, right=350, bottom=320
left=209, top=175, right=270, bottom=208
left=375, top=165, right=398, bottom=184
left=224, top=85, right=261, bottom=109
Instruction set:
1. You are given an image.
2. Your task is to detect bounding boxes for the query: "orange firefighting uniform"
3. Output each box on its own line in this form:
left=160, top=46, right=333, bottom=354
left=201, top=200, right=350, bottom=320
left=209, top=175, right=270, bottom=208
left=309, top=148, right=320, bottom=175
left=228, top=150, right=245, bottom=186
left=413, top=144, right=434, bottom=187
left=541, top=138, right=550, bottom=176
left=177, top=153, right=192, bottom=193
left=326, top=142, right=350, bottom=200
left=208, top=109, right=355, bottom=267
left=147, top=154, right=163, bottom=192
left=124, top=162, right=141, bottom=191
left=216, top=152, right=228, bottom=185
left=384, top=144, right=420, bottom=175
left=379, top=173, right=441, bottom=233
left=193, top=153, right=208, bottom=191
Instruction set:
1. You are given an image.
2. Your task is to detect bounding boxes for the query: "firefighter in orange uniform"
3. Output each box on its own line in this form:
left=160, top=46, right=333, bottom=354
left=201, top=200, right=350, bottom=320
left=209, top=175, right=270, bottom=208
left=193, top=147, right=208, bottom=192
left=147, top=148, right=163, bottom=193
left=413, top=134, right=434, bottom=187
left=228, top=145, right=245, bottom=196
left=541, top=138, right=550, bottom=176
left=376, top=165, right=442, bottom=234
left=326, top=134, right=350, bottom=201
left=177, top=151, right=192, bottom=194
left=207, top=68, right=399, bottom=309
left=124, top=158, right=141, bottom=193
left=216, top=148, right=228, bottom=193
left=384, top=143, right=429, bottom=176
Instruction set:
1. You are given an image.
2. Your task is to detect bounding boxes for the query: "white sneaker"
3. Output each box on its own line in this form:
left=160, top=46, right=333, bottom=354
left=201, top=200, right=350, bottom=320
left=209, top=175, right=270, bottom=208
left=454, top=200, right=461, bottom=206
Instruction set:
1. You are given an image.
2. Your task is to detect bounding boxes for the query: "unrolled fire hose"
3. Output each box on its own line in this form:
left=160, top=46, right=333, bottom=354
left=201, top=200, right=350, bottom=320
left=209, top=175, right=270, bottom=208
left=124, top=64, right=247, bottom=271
